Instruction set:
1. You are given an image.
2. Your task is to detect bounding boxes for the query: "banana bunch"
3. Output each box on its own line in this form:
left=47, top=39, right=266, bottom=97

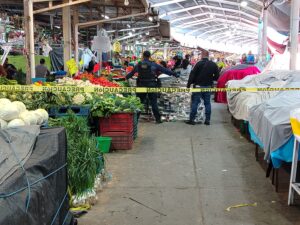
left=113, top=41, right=121, bottom=53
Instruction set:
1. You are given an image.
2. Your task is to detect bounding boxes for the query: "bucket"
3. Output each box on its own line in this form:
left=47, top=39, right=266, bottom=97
left=96, top=136, right=112, bottom=153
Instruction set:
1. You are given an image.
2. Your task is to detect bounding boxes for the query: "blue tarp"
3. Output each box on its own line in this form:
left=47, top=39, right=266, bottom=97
left=248, top=124, right=298, bottom=168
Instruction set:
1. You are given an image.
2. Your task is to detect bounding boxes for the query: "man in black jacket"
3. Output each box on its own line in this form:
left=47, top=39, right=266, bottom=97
left=126, top=51, right=178, bottom=124
left=185, top=50, right=219, bottom=125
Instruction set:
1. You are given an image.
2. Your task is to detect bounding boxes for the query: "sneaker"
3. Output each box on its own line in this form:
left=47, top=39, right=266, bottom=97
left=185, top=120, right=196, bottom=125
left=204, top=121, right=210, bottom=126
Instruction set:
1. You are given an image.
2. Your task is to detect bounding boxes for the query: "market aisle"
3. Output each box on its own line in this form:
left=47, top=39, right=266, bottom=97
left=78, top=104, right=300, bottom=225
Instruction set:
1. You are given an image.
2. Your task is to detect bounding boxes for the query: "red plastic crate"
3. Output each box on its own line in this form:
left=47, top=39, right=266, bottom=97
left=102, top=131, right=133, bottom=150
left=99, top=113, right=134, bottom=134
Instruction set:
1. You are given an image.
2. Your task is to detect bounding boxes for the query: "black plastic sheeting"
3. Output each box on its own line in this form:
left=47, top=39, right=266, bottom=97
left=0, top=127, right=71, bottom=225
left=50, top=47, right=64, bottom=71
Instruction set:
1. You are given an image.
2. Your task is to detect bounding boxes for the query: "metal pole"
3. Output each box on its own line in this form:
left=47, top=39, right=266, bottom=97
left=28, top=0, right=36, bottom=79
left=63, top=0, right=72, bottom=70
left=290, top=0, right=300, bottom=70
left=75, top=24, right=79, bottom=63
left=262, top=8, right=268, bottom=65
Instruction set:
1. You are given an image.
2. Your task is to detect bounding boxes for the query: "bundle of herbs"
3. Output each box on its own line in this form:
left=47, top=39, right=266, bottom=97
left=48, top=112, right=101, bottom=196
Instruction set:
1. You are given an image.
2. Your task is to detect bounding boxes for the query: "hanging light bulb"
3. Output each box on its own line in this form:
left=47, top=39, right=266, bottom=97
left=240, top=1, right=248, bottom=7
left=124, top=0, right=129, bottom=6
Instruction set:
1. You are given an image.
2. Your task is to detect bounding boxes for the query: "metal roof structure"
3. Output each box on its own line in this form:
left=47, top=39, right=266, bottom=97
left=148, top=0, right=263, bottom=47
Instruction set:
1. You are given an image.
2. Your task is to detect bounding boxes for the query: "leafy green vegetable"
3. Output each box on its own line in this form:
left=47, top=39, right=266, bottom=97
left=90, top=94, right=143, bottom=117
left=48, top=112, right=101, bottom=196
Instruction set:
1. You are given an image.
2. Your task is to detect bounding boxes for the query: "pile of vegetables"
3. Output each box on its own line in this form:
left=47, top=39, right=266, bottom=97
left=91, top=94, right=143, bottom=117
left=0, top=77, right=18, bottom=85
left=48, top=112, right=101, bottom=196
left=0, top=98, right=49, bottom=129
left=73, top=73, right=120, bottom=87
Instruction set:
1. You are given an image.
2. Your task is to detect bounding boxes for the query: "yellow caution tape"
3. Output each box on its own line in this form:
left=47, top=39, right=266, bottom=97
left=1, top=85, right=300, bottom=93
left=226, top=202, right=257, bottom=212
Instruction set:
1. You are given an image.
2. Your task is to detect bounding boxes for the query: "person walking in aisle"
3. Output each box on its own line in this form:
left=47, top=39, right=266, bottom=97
left=126, top=51, right=178, bottom=124
left=35, top=58, right=50, bottom=78
left=185, top=50, right=219, bottom=126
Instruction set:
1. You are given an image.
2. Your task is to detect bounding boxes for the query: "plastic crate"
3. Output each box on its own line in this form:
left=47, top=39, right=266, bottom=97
left=133, top=113, right=138, bottom=140
left=48, top=105, right=90, bottom=117
left=99, top=113, right=134, bottom=134
left=102, top=131, right=133, bottom=150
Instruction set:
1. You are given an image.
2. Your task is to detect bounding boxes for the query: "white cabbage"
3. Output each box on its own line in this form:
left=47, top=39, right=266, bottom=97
left=31, top=111, right=43, bottom=125
left=0, top=119, right=7, bottom=129
left=0, top=103, right=20, bottom=121
left=19, top=111, right=37, bottom=125
left=36, top=109, right=49, bottom=123
left=11, top=101, right=27, bottom=114
left=7, top=119, right=26, bottom=128
left=0, top=98, right=11, bottom=105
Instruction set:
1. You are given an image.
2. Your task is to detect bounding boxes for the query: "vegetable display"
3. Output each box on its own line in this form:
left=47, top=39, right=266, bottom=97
left=48, top=113, right=101, bottom=196
left=73, top=73, right=120, bottom=87
left=91, top=94, right=143, bottom=117
left=0, top=98, right=49, bottom=128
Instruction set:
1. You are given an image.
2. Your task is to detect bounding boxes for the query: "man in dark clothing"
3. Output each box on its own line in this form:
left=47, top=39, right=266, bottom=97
left=3, top=59, right=17, bottom=79
left=126, top=51, right=178, bottom=123
left=186, top=50, right=219, bottom=126
left=35, top=58, right=50, bottom=78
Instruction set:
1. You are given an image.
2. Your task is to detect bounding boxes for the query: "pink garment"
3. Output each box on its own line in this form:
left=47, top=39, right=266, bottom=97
left=215, top=66, right=261, bottom=104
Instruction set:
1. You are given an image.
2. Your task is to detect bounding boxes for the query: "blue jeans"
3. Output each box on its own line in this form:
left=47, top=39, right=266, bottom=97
left=189, top=87, right=211, bottom=122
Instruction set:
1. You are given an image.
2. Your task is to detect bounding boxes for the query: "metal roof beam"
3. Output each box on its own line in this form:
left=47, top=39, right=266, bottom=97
left=152, top=0, right=186, bottom=7
left=160, top=4, right=259, bottom=21
left=211, top=33, right=257, bottom=42
left=185, top=24, right=224, bottom=35
left=203, top=0, right=261, bottom=15
left=177, top=18, right=257, bottom=30
left=175, top=13, right=258, bottom=27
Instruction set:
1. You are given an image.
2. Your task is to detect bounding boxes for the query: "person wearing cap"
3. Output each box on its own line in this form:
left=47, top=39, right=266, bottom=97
left=186, top=50, right=219, bottom=126
left=126, top=51, right=178, bottom=124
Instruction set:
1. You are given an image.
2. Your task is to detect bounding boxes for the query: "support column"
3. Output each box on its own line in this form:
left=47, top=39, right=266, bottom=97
left=163, top=44, right=168, bottom=60
left=24, top=0, right=35, bottom=82
left=73, top=6, right=79, bottom=63
left=262, top=8, right=268, bottom=65
left=63, top=0, right=72, bottom=70
left=290, top=0, right=300, bottom=70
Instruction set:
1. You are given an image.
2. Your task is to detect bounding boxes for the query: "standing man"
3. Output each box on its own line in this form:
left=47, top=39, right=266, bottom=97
left=35, top=58, right=50, bottom=78
left=126, top=51, right=178, bottom=124
left=185, top=50, right=219, bottom=126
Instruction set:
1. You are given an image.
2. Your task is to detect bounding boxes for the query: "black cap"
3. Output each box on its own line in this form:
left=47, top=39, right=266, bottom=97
left=143, top=51, right=151, bottom=58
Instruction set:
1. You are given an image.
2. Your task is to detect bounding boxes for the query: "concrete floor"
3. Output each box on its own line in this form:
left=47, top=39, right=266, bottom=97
left=78, top=104, right=300, bottom=225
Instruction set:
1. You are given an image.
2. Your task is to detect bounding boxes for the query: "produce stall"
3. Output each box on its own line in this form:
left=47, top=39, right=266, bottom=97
left=0, top=68, right=144, bottom=223
left=0, top=126, right=71, bottom=225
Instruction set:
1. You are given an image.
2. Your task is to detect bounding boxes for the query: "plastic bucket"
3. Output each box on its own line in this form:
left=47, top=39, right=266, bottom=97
left=96, top=136, right=112, bottom=153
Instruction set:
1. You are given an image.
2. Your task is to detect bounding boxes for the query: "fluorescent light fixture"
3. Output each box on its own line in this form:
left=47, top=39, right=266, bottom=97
left=127, top=24, right=131, bottom=28
left=129, top=31, right=133, bottom=36
left=241, top=1, right=248, bottom=7
left=139, top=34, right=143, bottom=38
left=104, top=15, right=110, bottom=19
left=148, top=16, right=153, bottom=22
left=132, top=29, right=135, bottom=32
left=55, top=26, right=60, bottom=29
